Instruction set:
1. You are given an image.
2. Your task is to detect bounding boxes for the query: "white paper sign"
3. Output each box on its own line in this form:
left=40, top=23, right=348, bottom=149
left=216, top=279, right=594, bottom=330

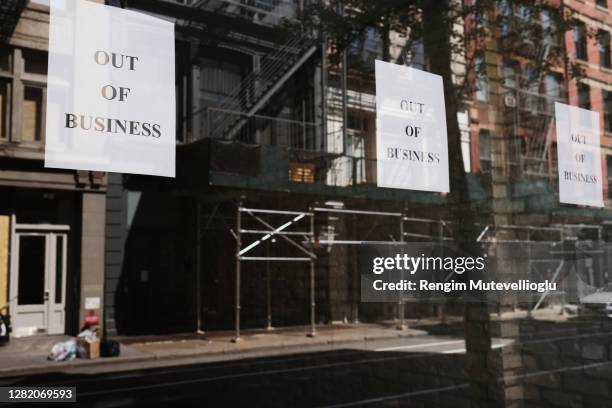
left=555, top=102, right=603, bottom=207
left=45, top=0, right=176, bottom=177
left=375, top=61, right=449, bottom=192
left=84, top=297, right=100, bottom=310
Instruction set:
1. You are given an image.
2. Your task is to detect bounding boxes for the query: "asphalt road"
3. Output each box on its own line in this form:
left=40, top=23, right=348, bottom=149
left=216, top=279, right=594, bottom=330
left=0, top=326, right=609, bottom=408
left=0, top=335, right=482, bottom=407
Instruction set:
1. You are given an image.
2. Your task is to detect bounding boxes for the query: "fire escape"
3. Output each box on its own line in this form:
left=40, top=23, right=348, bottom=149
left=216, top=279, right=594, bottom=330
left=0, top=0, right=27, bottom=44
left=501, top=40, right=565, bottom=180
left=180, top=0, right=320, bottom=145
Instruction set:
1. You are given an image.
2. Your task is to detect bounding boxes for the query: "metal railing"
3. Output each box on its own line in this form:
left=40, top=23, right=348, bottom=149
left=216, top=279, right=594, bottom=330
left=200, top=107, right=318, bottom=149
left=502, top=86, right=565, bottom=178
left=175, top=0, right=300, bottom=27
left=201, top=32, right=317, bottom=141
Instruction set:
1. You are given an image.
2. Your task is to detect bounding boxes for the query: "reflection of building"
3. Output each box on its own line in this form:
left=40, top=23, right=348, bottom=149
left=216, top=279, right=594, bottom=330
left=4, top=0, right=612, bottom=340
left=0, top=1, right=106, bottom=337
left=469, top=0, right=612, bottom=316
left=104, top=0, right=612, bottom=335
left=101, top=0, right=469, bottom=336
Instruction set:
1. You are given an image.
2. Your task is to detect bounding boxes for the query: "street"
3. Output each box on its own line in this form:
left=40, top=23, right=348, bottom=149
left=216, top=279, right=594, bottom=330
left=0, top=335, right=481, bottom=407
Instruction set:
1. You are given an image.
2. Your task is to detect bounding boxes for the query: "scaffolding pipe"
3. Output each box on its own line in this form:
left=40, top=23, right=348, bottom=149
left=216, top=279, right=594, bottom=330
left=240, top=256, right=312, bottom=261
left=233, top=203, right=242, bottom=342
left=314, top=207, right=402, bottom=217
left=196, top=202, right=204, bottom=334
left=309, top=208, right=316, bottom=337
left=240, top=207, right=312, bottom=216
left=240, top=229, right=313, bottom=236
left=266, top=241, right=272, bottom=330
left=398, top=214, right=406, bottom=330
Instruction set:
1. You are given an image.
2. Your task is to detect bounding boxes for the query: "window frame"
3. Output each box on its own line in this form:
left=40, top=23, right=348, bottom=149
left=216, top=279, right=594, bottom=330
left=598, top=29, right=611, bottom=69
left=578, top=82, right=591, bottom=110
left=479, top=129, right=492, bottom=174
left=574, top=20, right=588, bottom=61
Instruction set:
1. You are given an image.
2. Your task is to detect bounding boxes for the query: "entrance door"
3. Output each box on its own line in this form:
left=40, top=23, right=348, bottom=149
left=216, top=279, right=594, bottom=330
left=9, top=221, right=68, bottom=337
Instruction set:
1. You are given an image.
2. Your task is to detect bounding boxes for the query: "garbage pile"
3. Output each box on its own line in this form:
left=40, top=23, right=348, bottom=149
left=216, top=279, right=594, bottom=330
left=47, top=328, right=98, bottom=361
left=48, top=321, right=120, bottom=361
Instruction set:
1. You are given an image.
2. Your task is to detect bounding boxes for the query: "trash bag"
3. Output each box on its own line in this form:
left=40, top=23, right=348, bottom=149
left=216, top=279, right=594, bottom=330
left=100, top=338, right=120, bottom=357
left=47, top=339, right=77, bottom=361
left=0, top=310, right=10, bottom=346
left=77, top=328, right=97, bottom=342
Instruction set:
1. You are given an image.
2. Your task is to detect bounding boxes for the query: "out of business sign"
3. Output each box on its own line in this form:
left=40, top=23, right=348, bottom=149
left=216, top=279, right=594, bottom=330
left=45, top=0, right=176, bottom=177
left=375, top=61, right=450, bottom=192
left=555, top=102, right=603, bottom=207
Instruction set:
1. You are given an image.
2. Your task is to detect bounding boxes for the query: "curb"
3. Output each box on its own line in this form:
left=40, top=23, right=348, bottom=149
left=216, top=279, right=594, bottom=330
left=0, top=329, right=427, bottom=378
left=0, top=353, right=155, bottom=379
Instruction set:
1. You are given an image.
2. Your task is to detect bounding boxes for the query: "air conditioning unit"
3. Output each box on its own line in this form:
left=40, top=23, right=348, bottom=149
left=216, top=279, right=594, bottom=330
left=504, top=94, right=517, bottom=107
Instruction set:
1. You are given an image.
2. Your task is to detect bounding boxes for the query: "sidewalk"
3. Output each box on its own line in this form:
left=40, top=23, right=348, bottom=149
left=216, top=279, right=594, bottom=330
left=0, top=334, right=151, bottom=378
left=0, top=323, right=427, bottom=378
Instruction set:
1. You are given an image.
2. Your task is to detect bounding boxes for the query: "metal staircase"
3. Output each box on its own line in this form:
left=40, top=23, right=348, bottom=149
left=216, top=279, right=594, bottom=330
left=202, top=32, right=318, bottom=141
left=178, top=0, right=299, bottom=27
left=503, top=87, right=560, bottom=178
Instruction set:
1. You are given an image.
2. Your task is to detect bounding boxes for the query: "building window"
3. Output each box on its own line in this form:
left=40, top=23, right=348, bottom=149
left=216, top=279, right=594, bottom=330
left=597, top=0, right=608, bottom=8
left=0, top=80, right=8, bottom=140
left=479, top=130, right=492, bottom=173
left=578, top=83, right=591, bottom=110
left=608, top=156, right=612, bottom=198
left=604, top=90, right=612, bottom=133
left=21, top=86, right=44, bottom=143
left=544, top=74, right=562, bottom=112
left=541, top=9, right=560, bottom=48
left=574, top=20, right=587, bottom=61
left=289, top=163, right=315, bottom=183
left=473, top=0, right=488, bottom=29
left=475, top=54, right=489, bottom=102
left=403, top=40, right=425, bottom=69
left=498, top=0, right=511, bottom=36
left=598, top=30, right=611, bottom=69
left=501, top=61, right=518, bottom=89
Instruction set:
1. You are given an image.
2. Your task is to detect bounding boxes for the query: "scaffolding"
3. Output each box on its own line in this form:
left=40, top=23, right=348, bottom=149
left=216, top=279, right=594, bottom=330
left=231, top=203, right=455, bottom=340
left=229, top=202, right=609, bottom=340
left=478, top=223, right=605, bottom=314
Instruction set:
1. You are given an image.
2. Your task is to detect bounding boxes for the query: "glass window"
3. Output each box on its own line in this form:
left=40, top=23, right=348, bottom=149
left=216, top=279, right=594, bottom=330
left=55, top=236, right=63, bottom=303
left=608, top=156, right=612, bottom=198
left=578, top=83, right=591, bottom=109
left=545, top=74, right=562, bottom=112
left=17, top=236, right=45, bottom=306
left=474, top=0, right=488, bottom=28
left=0, top=47, right=10, bottom=72
left=405, top=40, right=425, bottom=69
left=574, top=20, right=587, bottom=61
left=598, top=30, right=611, bottom=69
left=604, top=90, right=612, bottom=133
left=597, top=0, right=608, bottom=8
left=479, top=130, right=492, bottom=173
left=0, top=80, right=8, bottom=140
left=501, top=61, right=518, bottom=89
left=541, top=9, right=560, bottom=47
left=475, top=54, right=488, bottom=102
left=21, top=86, right=44, bottom=142
left=23, top=49, right=47, bottom=76
left=200, top=57, right=242, bottom=104
left=498, top=0, right=511, bottom=36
